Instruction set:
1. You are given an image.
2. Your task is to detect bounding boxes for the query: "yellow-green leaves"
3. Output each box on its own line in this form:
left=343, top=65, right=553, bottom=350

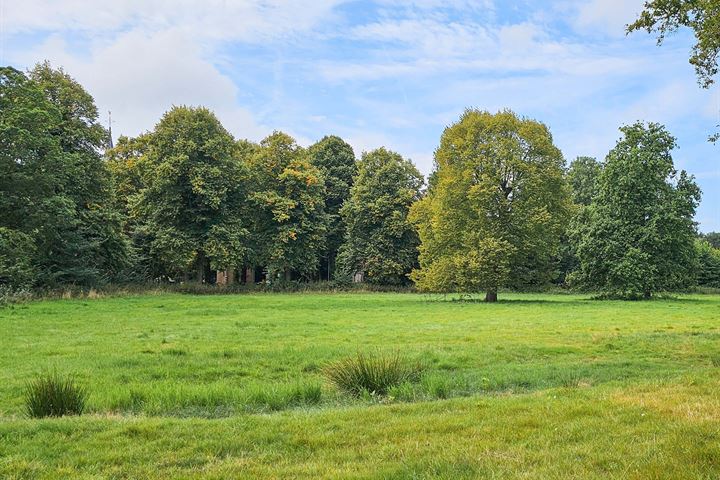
left=411, top=109, right=571, bottom=300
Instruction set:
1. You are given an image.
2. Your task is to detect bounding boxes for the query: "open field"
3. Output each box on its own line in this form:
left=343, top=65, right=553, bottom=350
left=1, top=293, right=720, bottom=478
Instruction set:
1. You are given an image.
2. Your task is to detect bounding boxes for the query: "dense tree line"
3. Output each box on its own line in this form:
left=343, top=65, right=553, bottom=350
left=1, top=63, right=718, bottom=299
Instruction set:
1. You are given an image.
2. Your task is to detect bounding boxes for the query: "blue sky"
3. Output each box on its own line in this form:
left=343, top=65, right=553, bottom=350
left=2, top=0, right=718, bottom=231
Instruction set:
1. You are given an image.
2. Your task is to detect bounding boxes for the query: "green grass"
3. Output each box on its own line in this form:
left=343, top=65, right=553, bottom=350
left=1, top=292, right=720, bottom=478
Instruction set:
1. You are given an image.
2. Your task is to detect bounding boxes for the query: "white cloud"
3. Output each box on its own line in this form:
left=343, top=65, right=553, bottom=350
left=3, top=0, right=349, bottom=142
left=351, top=19, right=493, bottom=58
left=14, top=29, right=269, bottom=141
left=574, top=0, right=645, bottom=36
left=2, top=0, right=346, bottom=42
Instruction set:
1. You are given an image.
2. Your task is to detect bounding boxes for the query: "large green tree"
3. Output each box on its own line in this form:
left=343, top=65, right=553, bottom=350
left=628, top=0, right=720, bottom=140
left=0, top=64, right=127, bottom=287
left=29, top=62, right=128, bottom=285
left=571, top=122, right=700, bottom=298
left=0, top=66, right=59, bottom=288
left=133, top=106, right=249, bottom=281
left=0, top=66, right=61, bottom=233
left=247, top=132, right=327, bottom=281
left=308, top=136, right=357, bottom=280
left=410, top=109, right=571, bottom=301
left=337, top=148, right=423, bottom=285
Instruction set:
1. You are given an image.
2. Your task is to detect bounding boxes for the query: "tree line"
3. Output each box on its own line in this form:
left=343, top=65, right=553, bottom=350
left=1, top=62, right=719, bottom=300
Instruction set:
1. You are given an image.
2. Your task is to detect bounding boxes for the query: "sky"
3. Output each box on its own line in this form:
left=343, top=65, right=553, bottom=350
left=1, top=0, right=718, bottom=231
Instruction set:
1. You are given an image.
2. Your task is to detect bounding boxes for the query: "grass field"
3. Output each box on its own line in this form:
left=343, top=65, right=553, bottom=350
left=1, top=292, right=719, bottom=478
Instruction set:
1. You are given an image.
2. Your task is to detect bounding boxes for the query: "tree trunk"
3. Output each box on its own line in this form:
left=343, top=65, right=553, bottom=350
left=284, top=269, right=292, bottom=282
left=485, top=289, right=498, bottom=303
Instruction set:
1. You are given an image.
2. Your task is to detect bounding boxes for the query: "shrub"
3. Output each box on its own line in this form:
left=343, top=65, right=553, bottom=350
left=25, top=371, right=88, bottom=418
left=323, top=351, right=424, bottom=397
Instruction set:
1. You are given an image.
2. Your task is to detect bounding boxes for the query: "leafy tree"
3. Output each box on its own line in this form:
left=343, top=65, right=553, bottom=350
left=696, top=239, right=720, bottom=287
left=247, top=132, right=327, bottom=281
left=308, top=136, right=357, bottom=280
left=571, top=122, right=701, bottom=299
left=567, top=157, right=602, bottom=206
left=1, top=64, right=126, bottom=286
left=134, top=106, right=249, bottom=281
left=337, top=148, right=424, bottom=285
left=29, top=62, right=128, bottom=285
left=410, top=109, right=571, bottom=301
left=628, top=0, right=720, bottom=141
left=0, top=66, right=61, bottom=232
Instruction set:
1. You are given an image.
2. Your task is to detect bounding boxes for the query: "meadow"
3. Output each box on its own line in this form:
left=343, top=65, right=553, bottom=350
left=1, top=292, right=719, bottom=479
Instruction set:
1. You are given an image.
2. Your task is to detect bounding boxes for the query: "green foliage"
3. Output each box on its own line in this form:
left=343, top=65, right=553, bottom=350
left=696, top=239, right=720, bottom=287
left=247, top=132, right=327, bottom=280
left=571, top=122, right=701, bottom=299
left=628, top=0, right=720, bottom=141
left=132, top=106, right=249, bottom=280
left=0, top=228, right=36, bottom=288
left=24, top=371, right=88, bottom=418
left=106, top=134, right=151, bottom=217
left=628, top=0, right=719, bottom=89
left=323, top=351, right=424, bottom=397
left=337, top=148, right=423, bottom=285
left=567, top=156, right=602, bottom=206
left=556, top=157, right=603, bottom=284
left=0, top=64, right=127, bottom=287
left=411, top=109, right=571, bottom=300
left=308, top=136, right=357, bottom=279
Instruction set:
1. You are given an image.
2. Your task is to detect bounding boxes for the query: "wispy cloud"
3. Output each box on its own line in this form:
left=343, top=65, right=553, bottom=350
left=3, top=0, right=718, bottom=231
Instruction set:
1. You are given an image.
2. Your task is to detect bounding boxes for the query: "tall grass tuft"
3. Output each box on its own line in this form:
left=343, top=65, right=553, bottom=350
left=323, top=351, right=424, bottom=397
left=24, top=372, right=88, bottom=418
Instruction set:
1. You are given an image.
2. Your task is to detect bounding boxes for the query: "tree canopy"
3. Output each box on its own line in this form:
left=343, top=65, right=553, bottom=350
left=132, top=106, right=249, bottom=281
left=628, top=0, right=720, bottom=141
left=571, top=122, right=701, bottom=298
left=628, top=0, right=720, bottom=89
left=0, top=64, right=127, bottom=287
left=247, top=132, right=327, bottom=281
left=0, top=61, right=710, bottom=297
left=308, top=136, right=357, bottom=280
left=337, top=148, right=423, bottom=285
left=410, top=109, right=571, bottom=301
